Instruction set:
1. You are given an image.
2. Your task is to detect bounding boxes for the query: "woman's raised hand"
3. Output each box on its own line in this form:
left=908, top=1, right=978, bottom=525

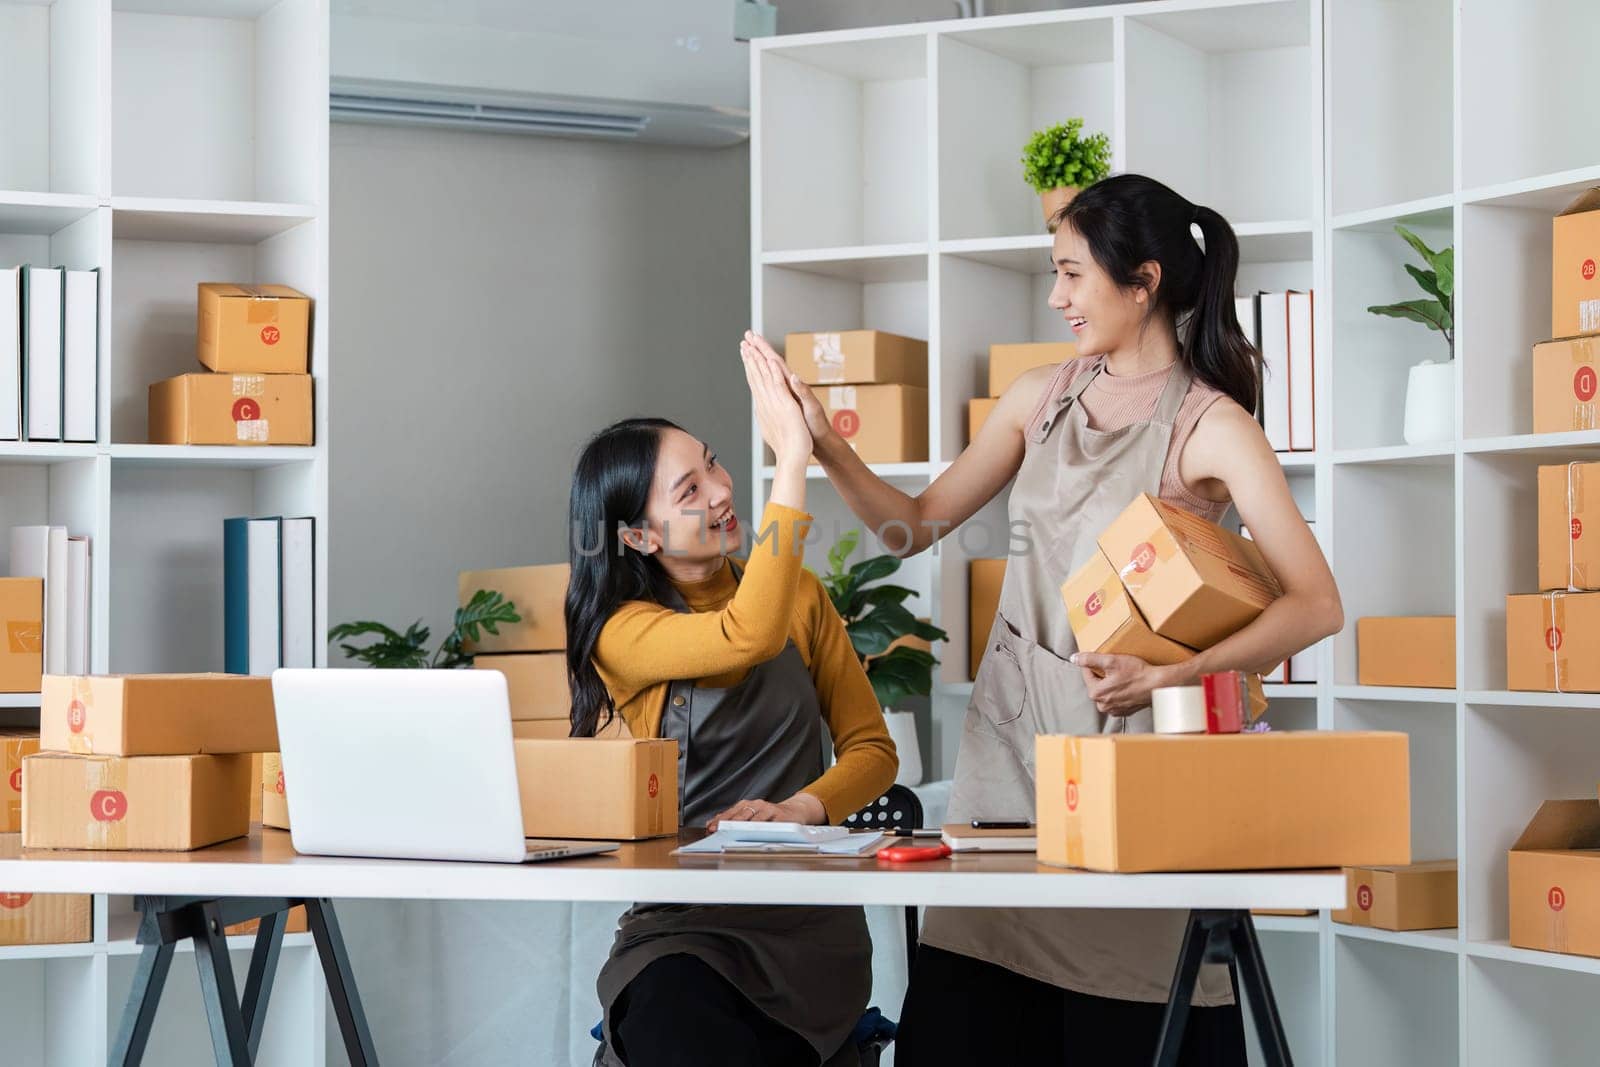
left=745, top=331, right=833, bottom=446
left=741, top=334, right=813, bottom=469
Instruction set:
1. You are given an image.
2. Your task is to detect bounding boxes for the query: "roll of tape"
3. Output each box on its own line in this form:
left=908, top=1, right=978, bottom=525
left=1152, top=686, right=1207, bottom=734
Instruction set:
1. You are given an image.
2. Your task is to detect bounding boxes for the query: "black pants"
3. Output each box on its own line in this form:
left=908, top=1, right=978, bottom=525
left=611, top=953, right=824, bottom=1067
left=895, top=945, right=1248, bottom=1067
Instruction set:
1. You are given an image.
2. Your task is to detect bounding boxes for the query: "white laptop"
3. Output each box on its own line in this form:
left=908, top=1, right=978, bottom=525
left=271, top=668, right=618, bottom=864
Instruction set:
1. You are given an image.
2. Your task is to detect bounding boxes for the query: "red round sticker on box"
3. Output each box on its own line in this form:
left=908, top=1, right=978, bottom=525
left=1575, top=518, right=1584, bottom=541
left=1129, top=542, right=1157, bottom=574
left=1576, top=366, right=1598, bottom=403
left=1357, top=885, right=1373, bottom=912
left=91, top=789, right=127, bottom=822
left=274, top=770, right=285, bottom=796
left=831, top=409, right=860, bottom=439
left=232, top=398, right=262, bottom=423
left=1085, top=591, right=1103, bottom=617
left=260, top=325, right=281, bottom=346
left=0, top=893, right=32, bottom=909
left=1584, top=259, right=1597, bottom=281
left=67, top=699, right=86, bottom=734
left=646, top=773, right=659, bottom=800
left=1549, top=886, right=1566, bottom=912
left=1547, top=626, right=1564, bottom=652
left=1065, top=779, right=1079, bottom=812
left=7, top=767, right=19, bottom=793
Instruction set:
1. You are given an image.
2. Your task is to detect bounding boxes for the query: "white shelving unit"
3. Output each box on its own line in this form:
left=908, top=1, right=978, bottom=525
left=754, top=1, right=1600, bottom=1064
left=0, top=0, right=330, bottom=1062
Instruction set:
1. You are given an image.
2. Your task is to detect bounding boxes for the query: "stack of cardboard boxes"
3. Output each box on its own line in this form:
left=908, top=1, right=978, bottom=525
left=784, top=330, right=928, bottom=464
left=968, top=342, right=1077, bottom=442
left=0, top=728, right=80, bottom=947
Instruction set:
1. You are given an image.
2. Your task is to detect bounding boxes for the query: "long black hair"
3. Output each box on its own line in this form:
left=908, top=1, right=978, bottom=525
left=565, top=417, right=681, bottom=737
left=1055, top=173, right=1260, bottom=414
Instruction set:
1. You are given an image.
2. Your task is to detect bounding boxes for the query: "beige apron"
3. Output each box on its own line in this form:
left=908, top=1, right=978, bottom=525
left=919, top=357, right=1235, bottom=1007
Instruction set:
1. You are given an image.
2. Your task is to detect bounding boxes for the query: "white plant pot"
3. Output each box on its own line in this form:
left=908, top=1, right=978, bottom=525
left=883, top=709, right=923, bottom=787
left=1403, top=359, right=1456, bottom=445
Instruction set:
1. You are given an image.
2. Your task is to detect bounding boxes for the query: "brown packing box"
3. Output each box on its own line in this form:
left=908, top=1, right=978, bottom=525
left=1356, top=617, right=1456, bottom=688
left=1552, top=189, right=1600, bottom=339
left=1532, top=336, right=1599, bottom=434
left=784, top=330, right=927, bottom=387
left=1, top=731, right=39, bottom=834
left=227, top=906, right=307, bottom=937
left=261, top=752, right=289, bottom=830
left=512, top=718, right=629, bottom=739
left=1061, top=549, right=1196, bottom=667
left=515, top=738, right=676, bottom=840
left=818, top=385, right=928, bottom=464
left=1035, top=732, right=1411, bottom=873
left=1331, top=861, right=1457, bottom=930
left=40, top=674, right=278, bottom=756
left=1539, top=462, right=1600, bottom=591
left=1507, top=788, right=1600, bottom=959
left=988, top=342, right=1077, bottom=396
left=249, top=752, right=263, bottom=823
left=1506, top=592, right=1600, bottom=692
left=148, top=372, right=313, bottom=446
left=0, top=884, right=91, bottom=946
left=458, top=564, right=567, bottom=654
left=1097, top=494, right=1284, bottom=650
left=474, top=653, right=570, bottom=720
left=969, top=559, right=1006, bottom=682
left=968, top=397, right=999, bottom=443
left=0, top=578, right=43, bottom=693
left=22, top=752, right=251, bottom=851
left=197, top=283, right=311, bottom=374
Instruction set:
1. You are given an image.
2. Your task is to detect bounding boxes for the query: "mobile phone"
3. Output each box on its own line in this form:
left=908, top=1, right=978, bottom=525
left=970, top=819, right=1033, bottom=830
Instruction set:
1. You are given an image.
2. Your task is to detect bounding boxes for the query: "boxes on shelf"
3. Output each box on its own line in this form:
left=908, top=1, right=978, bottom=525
left=1539, top=462, right=1599, bottom=591
left=1506, top=592, right=1600, bottom=692
left=1356, top=617, right=1456, bottom=688
left=0, top=888, right=91, bottom=946
left=1061, top=549, right=1194, bottom=666
left=816, top=385, right=928, bottom=464
left=515, top=738, right=676, bottom=839
left=0, top=577, right=43, bottom=693
left=39, top=674, right=278, bottom=756
left=967, top=397, right=999, bottom=443
left=988, top=342, right=1076, bottom=397
left=22, top=752, right=251, bottom=851
left=1552, top=189, right=1600, bottom=340
left=783, top=330, right=927, bottom=387
left=474, top=653, right=570, bottom=720
left=148, top=372, right=313, bottom=446
left=227, top=906, right=308, bottom=938
left=1508, top=788, right=1600, bottom=959
left=1035, top=731, right=1410, bottom=873
left=1331, top=861, right=1457, bottom=931
left=968, top=558, right=1006, bottom=681
left=457, top=563, right=568, bottom=654
left=1532, top=336, right=1599, bottom=434
left=197, top=284, right=312, bottom=374
left=1, top=730, right=39, bottom=834
left=260, top=752, right=289, bottom=830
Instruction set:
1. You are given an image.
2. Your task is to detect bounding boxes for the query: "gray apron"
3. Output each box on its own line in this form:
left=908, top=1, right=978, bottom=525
left=919, top=357, right=1235, bottom=1007
left=596, top=561, right=872, bottom=1066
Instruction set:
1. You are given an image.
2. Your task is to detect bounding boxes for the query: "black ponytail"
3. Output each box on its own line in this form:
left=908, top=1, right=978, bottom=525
left=565, top=418, right=680, bottom=738
left=1056, top=174, right=1261, bottom=414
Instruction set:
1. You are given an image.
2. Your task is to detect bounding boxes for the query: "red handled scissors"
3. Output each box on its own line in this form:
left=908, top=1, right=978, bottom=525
left=877, top=842, right=951, bottom=863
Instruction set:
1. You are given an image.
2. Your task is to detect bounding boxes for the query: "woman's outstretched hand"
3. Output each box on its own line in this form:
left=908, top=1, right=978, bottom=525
left=745, top=331, right=833, bottom=449
left=741, top=335, right=813, bottom=469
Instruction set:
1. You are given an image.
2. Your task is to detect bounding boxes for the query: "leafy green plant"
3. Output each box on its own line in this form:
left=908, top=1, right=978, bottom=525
left=817, top=530, right=948, bottom=708
left=1366, top=224, right=1454, bottom=358
left=329, top=589, right=521, bottom=670
left=1021, top=118, right=1112, bottom=193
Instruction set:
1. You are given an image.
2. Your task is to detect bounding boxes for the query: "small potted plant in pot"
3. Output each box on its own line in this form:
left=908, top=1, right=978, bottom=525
left=1021, top=118, right=1112, bottom=230
left=1366, top=225, right=1455, bottom=445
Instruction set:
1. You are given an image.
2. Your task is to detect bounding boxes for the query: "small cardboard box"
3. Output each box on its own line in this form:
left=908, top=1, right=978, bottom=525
left=22, top=752, right=251, bottom=851
left=968, top=397, right=999, bottom=443
left=818, top=385, right=928, bottom=464
left=1036, top=731, right=1411, bottom=873
left=513, top=717, right=628, bottom=739
left=988, top=342, right=1076, bottom=396
left=1539, top=462, right=1600, bottom=591
left=148, top=372, right=313, bottom=446
left=1552, top=189, right=1600, bottom=339
left=969, top=558, right=1007, bottom=682
left=197, top=283, right=311, bottom=374
left=1097, top=494, right=1284, bottom=650
left=249, top=752, right=263, bottom=823
left=458, top=564, right=567, bottom=654
left=1356, top=617, right=1456, bottom=688
left=1507, top=789, right=1600, bottom=959
left=1532, top=336, right=1600, bottom=434
left=40, top=674, right=278, bottom=756
left=514, top=738, right=677, bottom=840
left=784, top=330, right=927, bottom=387
left=227, top=906, right=307, bottom=938
left=260, top=752, right=289, bottom=830
left=0, top=888, right=91, bottom=946
left=1061, top=549, right=1195, bottom=666
left=1, top=731, right=39, bottom=834
left=1507, top=592, right=1600, bottom=692
left=0, top=578, right=43, bottom=693
left=474, top=653, right=569, bottom=720
left=1331, top=861, right=1457, bottom=930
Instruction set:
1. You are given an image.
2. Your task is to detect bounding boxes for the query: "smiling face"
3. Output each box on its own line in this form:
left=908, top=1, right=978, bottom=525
left=1047, top=221, right=1162, bottom=359
left=625, top=426, right=740, bottom=564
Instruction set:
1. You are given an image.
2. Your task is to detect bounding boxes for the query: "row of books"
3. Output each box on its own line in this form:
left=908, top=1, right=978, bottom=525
left=7, top=526, right=90, bottom=675
left=1236, top=291, right=1314, bottom=453
left=224, top=516, right=315, bottom=675
left=1, top=266, right=98, bottom=442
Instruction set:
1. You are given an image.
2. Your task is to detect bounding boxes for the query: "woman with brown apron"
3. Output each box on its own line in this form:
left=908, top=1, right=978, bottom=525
left=564, top=347, right=898, bottom=1067
left=744, top=174, right=1343, bottom=1064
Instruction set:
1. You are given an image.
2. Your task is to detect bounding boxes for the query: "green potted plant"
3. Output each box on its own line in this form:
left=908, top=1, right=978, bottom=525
left=329, top=589, right=521, bottom=669
left=1366, top=224, right=1454, bottom=445
left=1021, top=118, right=1112, bottom=230
left=817, top=530, right=948, bottom=785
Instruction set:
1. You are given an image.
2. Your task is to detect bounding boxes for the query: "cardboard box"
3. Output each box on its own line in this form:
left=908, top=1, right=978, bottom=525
left=818, top=385, right=928, bottom=464
left=197, top=283, right=311, bottom=374
left=1061, top=549, right=1195, bottom=666
left=988, top=342, right=1077, bottom=396
left=0, top=578, right=43, bottom=693
left=513, top=717, right=628, bottom=739
left=249, top=752, right=263, bottom=823
left=968, top=397, right=999, bottom=443
left=458, top=564, right=567, bottom=654
left=227, top=906, right=307, bottom=938
left=1097, top=494, right=1284, bottom=650
left=1539, top=462, right=1600, bottom=591
left=148, top=372, right=313, bottom=447
left=40, top=674, right=278, bottom=756
left=0, top=887, right=91, bottom=946
left=784, top=330, right=927, bottom=387
left=22, top=752, right=251, bottom=851
left=969, top=559, right=1006, bottom=682
left=1552, top=189, right=1600, bottom=339
left=1, top=731, right=39, bottom=834
left=1356, top=617, right=1456, bottom=688
left=1331, top=861, right=1457, bottom=930
left=1035, top=731, right=1411, bottom=873
left=1507, top=789, right=1600, bottom=958
left=1507, top=592, right=1600, bottom=692
left=261, top=752, right=289, bottom=830
left=514, top=738, right=677, bottom=839
left=474, top=653, right=569, bottom=720
left=1532, top=336, right=1600, bottom=434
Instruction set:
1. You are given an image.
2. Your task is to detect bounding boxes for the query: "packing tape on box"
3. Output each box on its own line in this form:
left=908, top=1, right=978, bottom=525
left=1152, top=686, right=1206, bottom=734
left=1545, top=592, right=1567, bottom=694
left=812, top=333, right=845, bottom=383
left=1568, top=462, right=1585, bottom=591
left=66, top=676, right=95, bottom=755
left=84, top=758, right=129, bottom=850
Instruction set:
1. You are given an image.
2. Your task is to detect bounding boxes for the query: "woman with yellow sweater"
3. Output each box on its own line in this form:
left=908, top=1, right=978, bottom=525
left=568, top=347, right=897, bottom=1067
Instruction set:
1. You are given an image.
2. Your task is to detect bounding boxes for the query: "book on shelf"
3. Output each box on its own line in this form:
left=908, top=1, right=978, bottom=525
left=65, top=536, right=90, bottom=676
left=0, top=267, right=19, bottom=441
left=8, top=525, right=89, bottom=676
left=1287, top=291, right=1315, bottom=452
left=62, top=269, right=98, bottom=444
left=1241, top=290, right=1315, bottom=454
left=23, top=266, right=62, bottom=443
left=225, top=515, right=315, bottom=675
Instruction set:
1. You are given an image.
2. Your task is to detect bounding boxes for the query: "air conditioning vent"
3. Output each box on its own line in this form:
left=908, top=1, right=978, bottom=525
left=330, top=92, right=651, bottom=139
